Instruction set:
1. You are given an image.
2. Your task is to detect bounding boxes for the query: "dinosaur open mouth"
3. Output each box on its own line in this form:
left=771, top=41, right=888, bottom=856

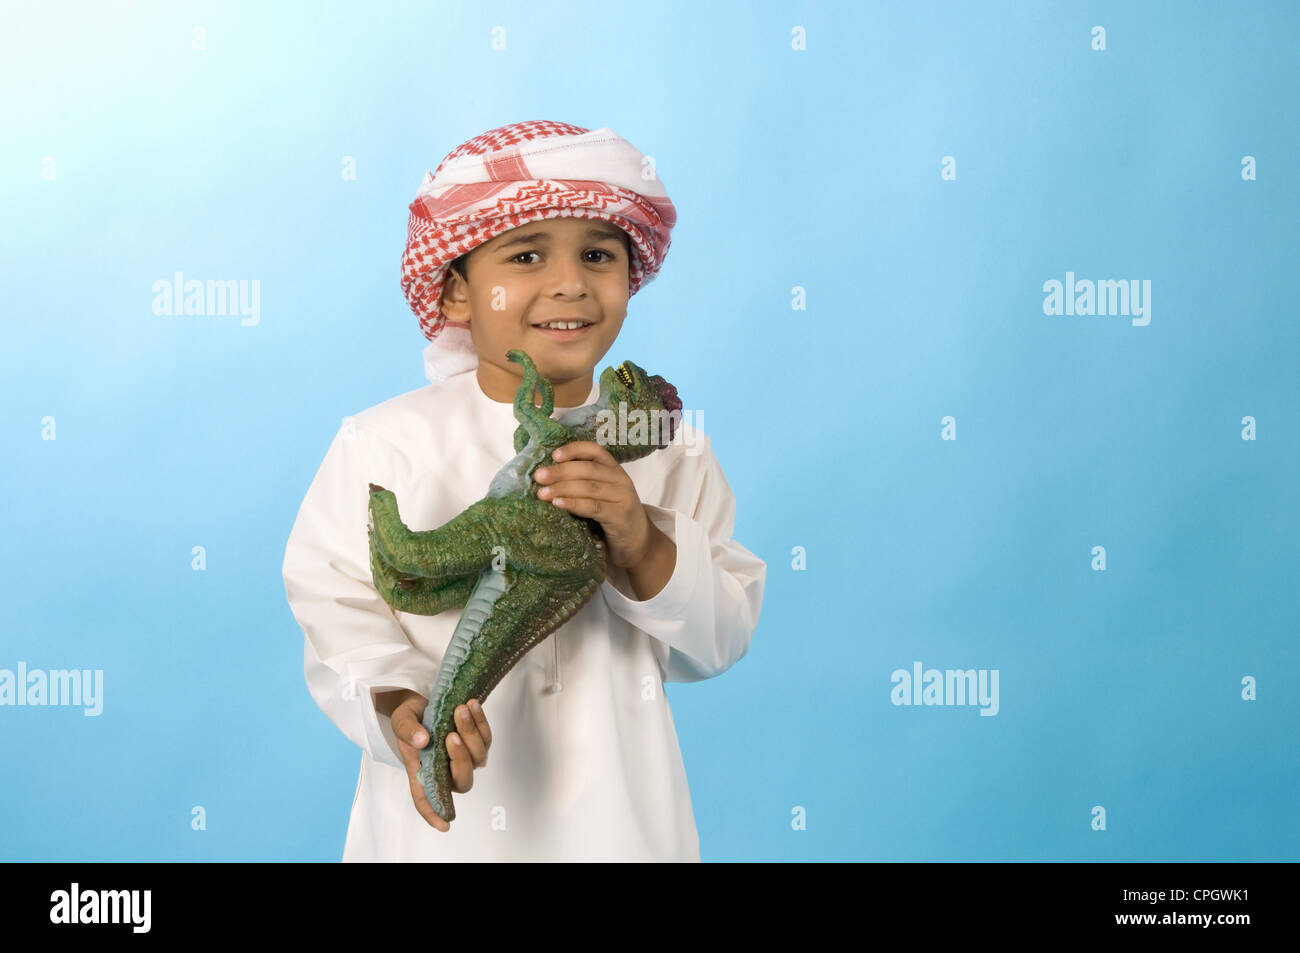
left=616, top=363, right=634, bottom=388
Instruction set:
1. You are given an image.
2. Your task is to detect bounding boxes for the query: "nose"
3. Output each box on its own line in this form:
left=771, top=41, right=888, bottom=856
left=546, top=252, right=590, bottom=297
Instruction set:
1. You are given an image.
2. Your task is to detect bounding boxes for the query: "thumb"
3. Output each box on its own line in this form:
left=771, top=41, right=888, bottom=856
left=391, top=703, right=430, bottom=748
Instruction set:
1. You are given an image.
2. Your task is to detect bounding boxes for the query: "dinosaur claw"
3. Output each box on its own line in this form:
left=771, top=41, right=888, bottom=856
left=369, top=483, right=386, bottom=493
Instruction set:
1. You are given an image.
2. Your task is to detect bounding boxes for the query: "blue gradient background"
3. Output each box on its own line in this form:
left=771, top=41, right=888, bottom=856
left=2, top=0, right=1296, bottom=861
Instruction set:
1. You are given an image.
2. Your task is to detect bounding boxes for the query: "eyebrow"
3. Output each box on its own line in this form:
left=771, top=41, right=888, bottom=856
left=495, top=225, right=626, bottom=251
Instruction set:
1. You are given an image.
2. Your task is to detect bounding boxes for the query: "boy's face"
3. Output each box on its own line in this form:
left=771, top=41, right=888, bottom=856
left=439, top=217, right=633, bottom=405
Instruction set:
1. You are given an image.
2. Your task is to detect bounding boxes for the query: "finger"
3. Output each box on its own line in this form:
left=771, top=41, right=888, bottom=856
left=390, top=705, right=430, bottom=750
left=467, top=699, right=492, bottom=751
left=405, top=754, right=452, bottom=826
left=392, top=701, right=449, bottom=831
left=534, top=458, right=620, bottom=487
left=452, top=703, right=489, bottom=768
left=548, top=493, right=628, bottom=520
left=447, top=730, right=476, bottom=795
left=538, top=478, right=624, bottom=505
left=395, top=729, right=448, bottom=832
left=551, top=441, right=617, bottom=466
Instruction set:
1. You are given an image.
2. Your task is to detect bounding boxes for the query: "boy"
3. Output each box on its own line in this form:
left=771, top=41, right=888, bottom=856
left=282, top=121, right=766, bottom=862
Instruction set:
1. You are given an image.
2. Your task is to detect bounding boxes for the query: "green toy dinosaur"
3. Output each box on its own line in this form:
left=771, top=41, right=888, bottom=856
left=366, top=349, right=682, bottom=824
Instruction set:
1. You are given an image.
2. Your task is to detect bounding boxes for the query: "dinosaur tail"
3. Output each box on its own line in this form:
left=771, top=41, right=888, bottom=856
left=414, top=553, right=606, bottom=825
left=507, top=349, right=553, bottom=420
left=416, top=564, right=510, bottom=824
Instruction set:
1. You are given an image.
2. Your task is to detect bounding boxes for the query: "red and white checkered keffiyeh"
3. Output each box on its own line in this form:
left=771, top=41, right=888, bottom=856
left=401, top=120, right=677, bottom=384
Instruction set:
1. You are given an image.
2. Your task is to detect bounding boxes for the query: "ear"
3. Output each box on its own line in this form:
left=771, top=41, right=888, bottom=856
left=440, top=268, right=471, bottom=324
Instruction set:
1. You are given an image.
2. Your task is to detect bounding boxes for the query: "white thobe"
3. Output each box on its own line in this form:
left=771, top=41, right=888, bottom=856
left=281, top=369, right=766, bottom=861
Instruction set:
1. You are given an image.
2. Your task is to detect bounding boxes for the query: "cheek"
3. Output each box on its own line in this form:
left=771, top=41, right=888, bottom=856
left=597, top=281, right=630, bottom=315
left=474, top=280, right=522, bottom=319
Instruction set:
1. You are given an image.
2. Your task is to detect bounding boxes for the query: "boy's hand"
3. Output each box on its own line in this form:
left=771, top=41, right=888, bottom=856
left=376, top=689, right=492, bottom=833
left=532, top=441, right=657, bottom=570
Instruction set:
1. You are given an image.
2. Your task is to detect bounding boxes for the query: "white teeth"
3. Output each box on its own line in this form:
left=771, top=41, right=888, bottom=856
left=537, top=321, right=589, bottom=330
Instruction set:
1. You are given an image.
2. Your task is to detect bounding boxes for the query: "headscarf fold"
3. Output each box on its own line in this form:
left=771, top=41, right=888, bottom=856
left=401, top=120, right=677, bottom=384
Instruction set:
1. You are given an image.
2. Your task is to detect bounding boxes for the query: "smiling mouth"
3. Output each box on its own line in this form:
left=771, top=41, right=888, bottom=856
left=532, top=319, right=595, bottom=330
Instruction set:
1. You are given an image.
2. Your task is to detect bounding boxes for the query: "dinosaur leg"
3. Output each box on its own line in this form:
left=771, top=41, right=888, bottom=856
left=367, top=488, right=498, bottom=580
left=368, top=521, right=478, bottom=615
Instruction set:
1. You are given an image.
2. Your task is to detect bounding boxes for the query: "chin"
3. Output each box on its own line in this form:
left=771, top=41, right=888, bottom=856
left=535, top=346, right=594, bottom=369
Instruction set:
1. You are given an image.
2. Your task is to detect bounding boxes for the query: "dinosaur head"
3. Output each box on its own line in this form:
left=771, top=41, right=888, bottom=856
left=596, top=359, right=683, bottom=460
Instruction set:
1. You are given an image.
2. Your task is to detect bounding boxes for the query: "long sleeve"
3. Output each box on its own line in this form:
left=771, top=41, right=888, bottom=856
left=599, top=434, right=766, bottom=683
left=282, top=421, right=442, bottom=770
